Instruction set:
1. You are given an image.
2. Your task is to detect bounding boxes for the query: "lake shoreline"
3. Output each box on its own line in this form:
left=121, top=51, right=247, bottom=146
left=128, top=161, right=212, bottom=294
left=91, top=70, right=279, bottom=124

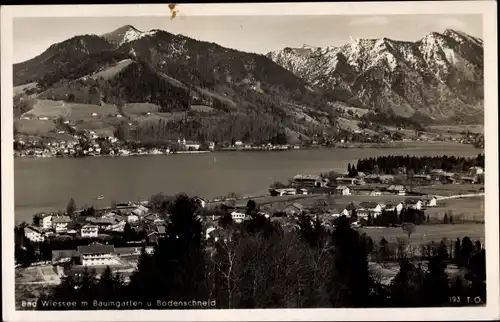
left=13, top=141, right=481, bottom=160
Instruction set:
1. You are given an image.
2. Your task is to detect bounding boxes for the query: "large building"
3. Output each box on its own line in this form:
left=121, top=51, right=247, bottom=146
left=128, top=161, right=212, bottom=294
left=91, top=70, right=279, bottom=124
left=77, top=243, right=119, bottom=267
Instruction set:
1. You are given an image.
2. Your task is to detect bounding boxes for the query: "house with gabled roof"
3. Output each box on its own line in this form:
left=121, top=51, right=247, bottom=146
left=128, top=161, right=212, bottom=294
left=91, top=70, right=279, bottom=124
left=422, top=195, right=438, bottom=207
left=77, top=242, right=119, bottom=266
left=283, top=203, right=304, bottom=216
left=357, top=202, right=383, bottom=219
left=405, top=198, right=423, bottom=210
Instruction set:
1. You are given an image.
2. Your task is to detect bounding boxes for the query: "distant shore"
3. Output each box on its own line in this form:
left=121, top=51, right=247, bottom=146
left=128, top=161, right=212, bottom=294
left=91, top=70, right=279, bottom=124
left=13, top=140, right=480, bottom=160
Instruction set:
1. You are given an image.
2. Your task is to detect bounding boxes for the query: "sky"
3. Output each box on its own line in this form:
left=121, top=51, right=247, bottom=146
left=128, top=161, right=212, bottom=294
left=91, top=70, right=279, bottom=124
left=13, top=14, right=483, bottom=63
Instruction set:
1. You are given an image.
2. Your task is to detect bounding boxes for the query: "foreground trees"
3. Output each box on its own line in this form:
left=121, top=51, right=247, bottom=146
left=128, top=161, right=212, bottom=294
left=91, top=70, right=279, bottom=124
left=36, top=195, right=487, bottom=309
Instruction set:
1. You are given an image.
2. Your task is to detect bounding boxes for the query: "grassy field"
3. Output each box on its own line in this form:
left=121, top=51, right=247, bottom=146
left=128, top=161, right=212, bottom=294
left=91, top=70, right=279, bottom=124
left=14, top=82, right=37, bottom=96
left=66, top=102, right=119, bottom=120
left=415, top=184, right=483, bottom=196
left=22, top=100, right=69, bottom=118
left=359, top=223, right=485, bottom=245
left=428, top=124, right=484, bottom=134
left=425, top=196, right=484, bottom=221
left=16, top=119, right=56, bottom=135
left=124, top=103, right=160, bottom=115
left=90, top=59, right=133, bottom=80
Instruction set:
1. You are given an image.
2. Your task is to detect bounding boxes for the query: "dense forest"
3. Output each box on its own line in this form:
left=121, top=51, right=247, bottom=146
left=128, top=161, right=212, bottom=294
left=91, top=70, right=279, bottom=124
left=354, top=154, right=485, bottom=175
left=23, top=194, right=487, bottom=309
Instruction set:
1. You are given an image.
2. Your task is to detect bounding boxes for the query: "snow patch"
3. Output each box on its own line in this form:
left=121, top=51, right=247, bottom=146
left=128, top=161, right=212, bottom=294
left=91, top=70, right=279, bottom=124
left=442, top=47, right=457, bottom=64
left=120, top=29, right=158, bottom=46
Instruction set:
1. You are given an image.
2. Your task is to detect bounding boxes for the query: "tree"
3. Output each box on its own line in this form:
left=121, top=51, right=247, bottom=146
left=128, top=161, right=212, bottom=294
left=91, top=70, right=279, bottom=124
left=67, top=198, right=76, bottom=217
left=421, top=255, right=450, bottom=306
left=389, top=260, right=425, bottom=307
left=460, top=237, right=474, bottom=267
left=123, top=222, right=135, bottom=241
left=443, top=213, right=449, bottom=224
left=453, top=238, right=461, bottom=264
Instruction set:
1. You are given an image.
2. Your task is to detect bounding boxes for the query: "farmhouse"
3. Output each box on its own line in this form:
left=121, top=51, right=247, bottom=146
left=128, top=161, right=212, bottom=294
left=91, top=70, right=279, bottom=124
left=336, top=185, right=351, bottom=196
left=405, top=198, right=423, bottom=210
left=370, top=189, right=382, bottom=196
left=24, top=225, right=45, bottom=243
left=422, top=196, right=438, bottom=207
left=384, top=202, right=404, bottom=213
left=357, top=202, right=383, bottom=219
left=336, top=177, right=357, bottom=185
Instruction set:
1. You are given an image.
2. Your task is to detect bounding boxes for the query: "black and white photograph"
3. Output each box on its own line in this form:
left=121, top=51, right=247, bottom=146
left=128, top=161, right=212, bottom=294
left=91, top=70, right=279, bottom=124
left=1, top=2, right=498, bottom=321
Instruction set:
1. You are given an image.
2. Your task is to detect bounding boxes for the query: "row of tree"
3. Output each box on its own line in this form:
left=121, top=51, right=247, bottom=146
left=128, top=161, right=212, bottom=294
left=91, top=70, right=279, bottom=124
left=34, top=194, right=486, bottom=309
left=354, top=154, right=484, bottom=175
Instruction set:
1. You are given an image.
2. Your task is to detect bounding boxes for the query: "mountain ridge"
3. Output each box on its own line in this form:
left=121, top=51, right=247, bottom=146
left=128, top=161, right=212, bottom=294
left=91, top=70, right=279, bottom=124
left=266, top=29, right=484, bottom=122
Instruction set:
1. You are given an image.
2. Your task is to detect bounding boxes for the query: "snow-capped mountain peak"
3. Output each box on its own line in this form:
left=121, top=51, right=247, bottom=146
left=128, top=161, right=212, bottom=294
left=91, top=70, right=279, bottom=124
left=102, top=25, right=158, bottom=46
left=267, top=29, right=484, bottom=121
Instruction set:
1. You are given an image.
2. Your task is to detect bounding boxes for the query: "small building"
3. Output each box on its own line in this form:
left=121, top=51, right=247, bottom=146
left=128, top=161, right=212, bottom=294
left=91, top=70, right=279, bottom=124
left=132, top=205, right=149, bottom=217
left=405, top=198, right=423, bottom=210
left=127, top=213, right=140, bottom=223
left=52, top=216, right=72, bottom=233
left=469, top=166, right=484, bottom=175
left=77, top=243, right=118, bottom=267
left=81, top=224, right=99, bottom=238
left=357, top=202, right=383, bottom=219
left=384, top=201, right=405, bottom=214
left=230, top=211, right=247, bottom=223
left=336, top=185, right=351, bottom=196
left=378, top=175, right=395, bottom=184
left=41, top=214, right=53, bottom=230
left=24, top=225, right=45, bottom=243
left=297, top=188, right=308, bottom=195
left=370, top=189, right=382, bottom=196
left=336, top=177, right=357, bottom=185
left=293, top=174, right=321, bottom=187
left=422, top=196, right=438, bottom=207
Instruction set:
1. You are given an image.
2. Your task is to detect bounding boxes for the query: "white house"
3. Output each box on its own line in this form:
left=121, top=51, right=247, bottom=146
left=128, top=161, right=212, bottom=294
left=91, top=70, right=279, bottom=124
left=357, top=202, right=383, bottom=219
left=336, top=185, right=351, bottom=196
left=370, top=189, right=382, bottom=196
left=52, top=216, right=72, bottom=233
left=384, top=202, right=404, bottom=214
left=422, top=196, right=438, bottom=207
left=77, top=243, right=119, bottom=266
left=405, top=199, right=423, bottom=210
left=132, top=205, right=149, bottom=217
left=80, top=225, right=99, bottom=238
left=24, top=225, right=45, bottom=242
left=469, top=166, right=484, bottom=175
left=127, top=213, right=140, bottom=223
left=41, top=215, right=53, bottom=230
left=230, top=211, right=246, bottom=223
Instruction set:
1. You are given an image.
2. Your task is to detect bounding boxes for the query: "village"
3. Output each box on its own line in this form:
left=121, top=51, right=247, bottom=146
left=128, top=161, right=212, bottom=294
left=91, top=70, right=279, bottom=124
left=15, top=159, right=485, bottom=295
left=13, top=120, right=482, bottom=159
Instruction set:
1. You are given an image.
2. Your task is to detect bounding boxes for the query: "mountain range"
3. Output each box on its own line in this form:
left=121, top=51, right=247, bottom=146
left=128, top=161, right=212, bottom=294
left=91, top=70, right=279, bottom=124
left=267, top=29, right=484, bottom=123
left=13, top=25, right=484, bottom=143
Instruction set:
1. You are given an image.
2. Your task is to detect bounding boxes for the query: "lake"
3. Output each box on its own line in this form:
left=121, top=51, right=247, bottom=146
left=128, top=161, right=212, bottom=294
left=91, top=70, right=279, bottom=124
left=14, top=143, right=483, bottom=223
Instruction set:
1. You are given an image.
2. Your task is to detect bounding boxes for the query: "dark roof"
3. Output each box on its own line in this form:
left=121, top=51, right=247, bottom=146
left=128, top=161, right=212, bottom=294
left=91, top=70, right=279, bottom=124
left=359, top=202, right=379, bottom=209
left=52, top=249, right=79, bottom=260
left=405, top=198, right=421, bottom=204
left=88, top=217, right=118, bottom=225
left=77, top=243, right=115, bottom=255
left=25, top=225, right=43, bottom=234
left=346, top=203, right=357, bottom=211
left=52, top=216, right=72, bottom=223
